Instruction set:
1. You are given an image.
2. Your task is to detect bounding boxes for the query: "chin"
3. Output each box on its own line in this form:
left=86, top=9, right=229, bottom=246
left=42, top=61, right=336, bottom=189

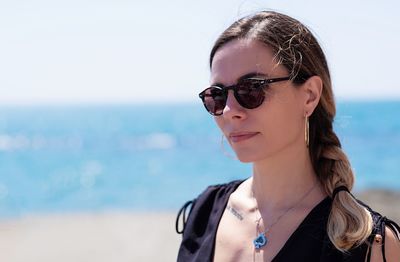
left=236, top=157, right=253, bottom=163
left=235, top=152, right=261, bottom=163
left=234, top=148, right=274, bottom=163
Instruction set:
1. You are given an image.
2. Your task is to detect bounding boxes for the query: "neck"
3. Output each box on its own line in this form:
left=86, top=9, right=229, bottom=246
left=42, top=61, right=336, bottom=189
left=249, top=140, right=323, bottom=212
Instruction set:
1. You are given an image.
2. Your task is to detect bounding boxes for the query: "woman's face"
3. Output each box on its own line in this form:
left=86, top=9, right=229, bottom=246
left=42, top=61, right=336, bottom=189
left=210, top=39, right=306, bottom=163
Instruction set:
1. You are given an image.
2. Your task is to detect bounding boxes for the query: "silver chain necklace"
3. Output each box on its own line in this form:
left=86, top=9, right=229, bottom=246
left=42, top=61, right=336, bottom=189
left=252, top=181, right=318, bottom=249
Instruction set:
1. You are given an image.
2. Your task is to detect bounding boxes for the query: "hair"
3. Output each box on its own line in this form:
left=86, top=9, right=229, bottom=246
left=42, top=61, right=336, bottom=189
left=209, top=10, right=373, bottom=251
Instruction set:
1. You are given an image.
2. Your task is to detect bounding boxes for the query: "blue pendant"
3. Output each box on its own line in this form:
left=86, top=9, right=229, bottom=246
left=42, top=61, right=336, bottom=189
left=253, top=233, right=267, bottom=249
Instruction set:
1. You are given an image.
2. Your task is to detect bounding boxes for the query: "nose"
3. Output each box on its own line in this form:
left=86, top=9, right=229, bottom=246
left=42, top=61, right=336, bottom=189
left=222, top=90, right=247, bottom=119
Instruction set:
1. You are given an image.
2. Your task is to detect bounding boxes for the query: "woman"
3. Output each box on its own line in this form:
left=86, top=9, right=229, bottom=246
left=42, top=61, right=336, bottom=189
left=176, top=10, right=400, bottom=261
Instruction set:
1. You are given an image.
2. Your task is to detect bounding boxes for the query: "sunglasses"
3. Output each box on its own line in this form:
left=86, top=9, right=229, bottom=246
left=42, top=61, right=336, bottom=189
left=199, top=76, right=291, bottom=116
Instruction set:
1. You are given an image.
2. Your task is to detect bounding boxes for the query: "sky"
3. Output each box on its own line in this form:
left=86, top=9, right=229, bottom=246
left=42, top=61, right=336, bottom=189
left=0, top=0, right=399, bottom=105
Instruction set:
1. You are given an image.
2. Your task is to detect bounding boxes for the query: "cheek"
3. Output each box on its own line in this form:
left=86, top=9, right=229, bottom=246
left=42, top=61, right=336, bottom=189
left=214, top=117, right=225, bottom=133
left=260, top=105, right=302, bottom=143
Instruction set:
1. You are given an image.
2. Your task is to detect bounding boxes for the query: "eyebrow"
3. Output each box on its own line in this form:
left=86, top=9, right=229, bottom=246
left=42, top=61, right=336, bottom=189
left=211, top=72, right=268, bottom=87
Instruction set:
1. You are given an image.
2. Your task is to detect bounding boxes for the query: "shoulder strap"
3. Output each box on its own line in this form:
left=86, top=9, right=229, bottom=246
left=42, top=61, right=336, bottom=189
left=175, top=199, right=196, bottom=234
left=362, top=202, right=400, bottom=262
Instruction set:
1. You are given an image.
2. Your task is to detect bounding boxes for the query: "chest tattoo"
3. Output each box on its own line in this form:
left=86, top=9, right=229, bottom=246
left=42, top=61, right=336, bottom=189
left=226, top=205, right=244, bottom=221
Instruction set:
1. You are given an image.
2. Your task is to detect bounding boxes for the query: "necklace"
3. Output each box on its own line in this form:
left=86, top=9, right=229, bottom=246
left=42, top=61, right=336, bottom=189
left=252, top=181, right=318, bottom=250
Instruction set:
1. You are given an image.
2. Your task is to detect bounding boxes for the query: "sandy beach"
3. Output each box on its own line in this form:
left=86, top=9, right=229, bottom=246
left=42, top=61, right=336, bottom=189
left=0, top=212, right=181, bottom=262
left=0, top=190, right=399, bottom=262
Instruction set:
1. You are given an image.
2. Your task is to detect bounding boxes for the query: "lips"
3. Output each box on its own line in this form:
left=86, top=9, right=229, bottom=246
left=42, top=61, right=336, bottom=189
left=229, top=132, right=259, bottom=143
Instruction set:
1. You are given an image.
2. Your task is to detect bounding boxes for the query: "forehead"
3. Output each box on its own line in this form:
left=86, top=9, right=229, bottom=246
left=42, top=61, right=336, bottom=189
left=210, top=39, right=285, bottom=85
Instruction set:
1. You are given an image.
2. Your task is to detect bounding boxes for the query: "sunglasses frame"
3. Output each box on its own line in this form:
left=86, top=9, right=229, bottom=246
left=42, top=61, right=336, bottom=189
left=199, top=76, right=291, bottom=116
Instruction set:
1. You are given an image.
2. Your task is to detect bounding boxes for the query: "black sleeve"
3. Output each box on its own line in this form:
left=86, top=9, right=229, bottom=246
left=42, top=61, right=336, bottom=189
left=175, top=179, right=245, bottom=262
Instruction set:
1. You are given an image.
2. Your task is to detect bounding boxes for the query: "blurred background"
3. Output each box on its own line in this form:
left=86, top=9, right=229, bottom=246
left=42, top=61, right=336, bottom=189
left=0, top=0, right=399, bottom=261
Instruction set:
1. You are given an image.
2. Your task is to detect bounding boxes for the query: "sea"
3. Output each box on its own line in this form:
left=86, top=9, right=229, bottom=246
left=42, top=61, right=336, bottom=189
left=0, top=101, right=399, bottom=218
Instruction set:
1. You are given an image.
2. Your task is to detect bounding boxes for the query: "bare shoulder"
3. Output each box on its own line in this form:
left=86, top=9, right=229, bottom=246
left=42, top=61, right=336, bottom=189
left=383, top=226, right=400, bottom=261
left=370, top=226, right=400, bottom=262
left=228, top=178, right=253, bottom=205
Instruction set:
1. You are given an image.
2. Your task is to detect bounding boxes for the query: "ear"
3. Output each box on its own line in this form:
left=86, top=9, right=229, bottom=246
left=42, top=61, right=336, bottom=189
left=302, top=76, right=323, bottom=116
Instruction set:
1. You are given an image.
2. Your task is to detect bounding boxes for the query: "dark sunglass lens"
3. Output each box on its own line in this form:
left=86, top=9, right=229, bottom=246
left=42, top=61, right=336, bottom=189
left=202, top=87, right=226, bottom=115
left=236, top=79, right=265, bottom=109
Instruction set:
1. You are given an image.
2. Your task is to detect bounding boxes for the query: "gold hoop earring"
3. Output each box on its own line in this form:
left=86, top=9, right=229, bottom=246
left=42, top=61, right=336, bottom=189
left=220, top=135, right=237, bottom=160
left=305, top=115, right=309, bottom=148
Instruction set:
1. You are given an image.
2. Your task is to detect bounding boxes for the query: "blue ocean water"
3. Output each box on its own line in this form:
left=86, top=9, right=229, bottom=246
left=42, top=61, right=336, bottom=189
left=0, top=101, right=399, bottom=218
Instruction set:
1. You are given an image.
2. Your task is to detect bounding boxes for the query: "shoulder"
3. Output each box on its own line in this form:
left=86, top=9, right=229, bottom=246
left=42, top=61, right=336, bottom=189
left=175, top=179, right=246, bottom=234
left=202, top=179, right=246, bottom=194
left=357, top=199, right=400, bottom=261
left=369, top=226, right=400, bottom=262
left=191, top=179, right=247, bottom=209
left=383, top=226, right=400, bottom=261
left=176, top=179, right=247, bottom=261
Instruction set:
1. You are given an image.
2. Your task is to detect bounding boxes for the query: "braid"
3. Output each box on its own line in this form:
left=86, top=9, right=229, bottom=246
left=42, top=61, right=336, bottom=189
left=311, top=108, right=373, bottom=251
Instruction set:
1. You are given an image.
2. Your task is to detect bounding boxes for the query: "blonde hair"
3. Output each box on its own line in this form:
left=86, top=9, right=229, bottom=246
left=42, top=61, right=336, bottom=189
left=209, top=10, right=373, bottom=251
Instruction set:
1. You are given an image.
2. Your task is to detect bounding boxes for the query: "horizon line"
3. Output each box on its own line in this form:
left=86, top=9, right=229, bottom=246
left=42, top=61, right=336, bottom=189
left=0, top=97, right=400, bottom=108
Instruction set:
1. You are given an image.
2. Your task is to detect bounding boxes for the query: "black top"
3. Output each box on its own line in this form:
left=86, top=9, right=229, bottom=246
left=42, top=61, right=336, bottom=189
left=176, top=179, right=400, bottom=262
